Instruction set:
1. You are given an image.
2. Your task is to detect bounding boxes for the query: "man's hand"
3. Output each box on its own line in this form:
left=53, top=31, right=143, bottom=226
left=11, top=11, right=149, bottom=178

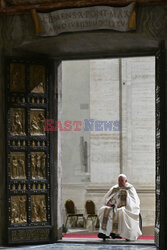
left=117, top=204, right=125, bottom=208
left=107, top=201, right=115, bottom=207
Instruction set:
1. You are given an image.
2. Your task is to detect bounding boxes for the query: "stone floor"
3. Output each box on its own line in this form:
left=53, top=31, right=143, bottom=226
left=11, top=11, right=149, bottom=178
left=0, top=242, right=157, bottom=250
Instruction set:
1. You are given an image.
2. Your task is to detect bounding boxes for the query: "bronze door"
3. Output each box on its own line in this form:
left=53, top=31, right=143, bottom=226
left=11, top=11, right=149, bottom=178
left=6, top=58, right=53, bottom=244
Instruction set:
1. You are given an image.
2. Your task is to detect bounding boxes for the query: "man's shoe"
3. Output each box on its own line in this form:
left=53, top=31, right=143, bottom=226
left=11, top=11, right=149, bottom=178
left=110, top=233, right=116, bottom=239
left=125, top=239, right=130, bottom=241
left=110, top=233, right=122, bottom=239
left=115, top=235, right=122, bottom=239
left=98, top=233, right=110, bottom=240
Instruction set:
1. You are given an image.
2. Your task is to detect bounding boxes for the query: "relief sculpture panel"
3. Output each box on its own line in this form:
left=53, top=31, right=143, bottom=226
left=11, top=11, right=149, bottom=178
left=10, top=152, right=26, bottom=179
left=7, top=59, right=51, bottom=243
left=10, top=63, right=25, bottom=92
left=11, top=195, right=27, bottom=224
left=30, top=65, right=45, bottom=93
left=31, top=152, right=46, bottom=179
left=10, top=108, right=25, bottom=136
left=30, top=109, right=45, bottom=135
left=31, top=195, right=47, bottom=222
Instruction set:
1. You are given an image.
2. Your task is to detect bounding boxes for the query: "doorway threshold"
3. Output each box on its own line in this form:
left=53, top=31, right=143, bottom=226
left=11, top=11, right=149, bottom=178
left=59, top=238, right=154, bottom=245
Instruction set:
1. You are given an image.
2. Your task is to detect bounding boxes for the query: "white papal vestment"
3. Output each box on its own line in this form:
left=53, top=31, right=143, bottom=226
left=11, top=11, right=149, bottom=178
left=98, top=182, right=142, bottom=240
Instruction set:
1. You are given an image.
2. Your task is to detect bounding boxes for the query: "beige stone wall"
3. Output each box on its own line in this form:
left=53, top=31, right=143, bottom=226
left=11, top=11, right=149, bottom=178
left=90, top=59, right=120, bottom=184
left=62, top=57, right=155, bottom=228
left=122, top=57, right=155, bottom=226
left=121, top=57, right=155, bottom=186
left=61, top=60, right=90, bottom=184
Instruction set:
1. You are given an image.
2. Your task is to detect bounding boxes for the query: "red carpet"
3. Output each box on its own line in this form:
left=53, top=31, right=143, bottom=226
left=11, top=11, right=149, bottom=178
left=63, top=234, right=154, bottom=240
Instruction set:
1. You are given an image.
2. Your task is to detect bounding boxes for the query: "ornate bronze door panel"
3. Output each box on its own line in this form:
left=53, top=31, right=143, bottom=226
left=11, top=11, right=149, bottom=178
left=6, top=58, right=53, bottom=244
left=155, top=42, right=166, bottom=248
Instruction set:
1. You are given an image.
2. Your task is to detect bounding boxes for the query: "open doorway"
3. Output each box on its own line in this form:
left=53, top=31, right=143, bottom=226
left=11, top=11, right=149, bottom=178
left=60, top=57, right=155, bottom=243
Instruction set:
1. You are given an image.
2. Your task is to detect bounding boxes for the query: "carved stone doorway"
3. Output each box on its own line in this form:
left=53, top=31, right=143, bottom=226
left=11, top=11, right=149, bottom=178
left=4, top=39, right=165, bottom=249
left=60, top=57, right=155, bottom=240
left=56, top=46, right=165, bottom=249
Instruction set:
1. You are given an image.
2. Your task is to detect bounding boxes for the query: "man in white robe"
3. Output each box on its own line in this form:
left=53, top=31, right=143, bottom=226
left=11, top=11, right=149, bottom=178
left=98, top=174, right=142, bottom=241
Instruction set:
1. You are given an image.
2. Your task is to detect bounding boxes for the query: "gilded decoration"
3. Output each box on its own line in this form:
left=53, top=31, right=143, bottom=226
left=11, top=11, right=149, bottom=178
left=11, top=195, right=27, bottom=224
left=31, top=141, right=46, bottom=147
left=10, top=108, right=25, bottom=136
left=31, top=152, right=46, bottom=179
left=30, top=65, right=45, bottom=93
left=31, top=195, right=47, bottom=222
left=31, top=97, right=45, bottom=103
left=10, top=64, right=25, bottom=92
left=10, top=152, right=26, bottom=179
left=11, top=228, right=50, bottom=242
left=30, top=109, right=45, bottom=135
left=119, top=190, right=127, bottom=206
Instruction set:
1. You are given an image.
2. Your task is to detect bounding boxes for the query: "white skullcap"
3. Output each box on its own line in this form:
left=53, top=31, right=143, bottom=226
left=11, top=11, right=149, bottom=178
left=118, top=174, right=127, bottom=180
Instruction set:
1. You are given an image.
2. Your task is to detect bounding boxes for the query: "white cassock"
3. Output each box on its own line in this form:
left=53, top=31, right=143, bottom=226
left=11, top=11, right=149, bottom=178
left=98, top=182, right=142, bottom=240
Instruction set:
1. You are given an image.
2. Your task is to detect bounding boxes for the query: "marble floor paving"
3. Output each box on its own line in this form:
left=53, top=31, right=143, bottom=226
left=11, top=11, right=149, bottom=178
left=0, top=243, right=157, bottom=250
